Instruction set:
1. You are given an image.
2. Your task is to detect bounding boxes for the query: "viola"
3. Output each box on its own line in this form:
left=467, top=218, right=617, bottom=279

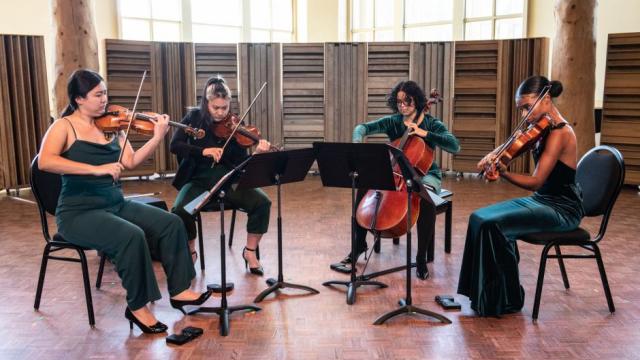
left=355, top=89, right=440, bottom=238
left=212, top=112, right=280, bottom=152
left=480, top=84, right=553, bottom=181
left=482, top=115, right=552, bottom=180
left=95, top=104, right=205, bottom=139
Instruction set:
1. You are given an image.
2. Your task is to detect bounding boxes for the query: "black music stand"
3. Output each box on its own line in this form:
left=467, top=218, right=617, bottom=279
left=372, top=145, right=451, bottom=325
left=233, top=149, right=320, bottom=303
left=183, top=157, right=261, bottom=336
left=314, top=142, right=396, bottom=305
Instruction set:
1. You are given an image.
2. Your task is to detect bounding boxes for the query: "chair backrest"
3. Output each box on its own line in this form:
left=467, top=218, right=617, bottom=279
left=30, top=156, right=62, bottom=242
left=575, top=146, right=625, bottom=240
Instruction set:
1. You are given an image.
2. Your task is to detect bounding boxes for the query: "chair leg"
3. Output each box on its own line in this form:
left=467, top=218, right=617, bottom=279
left=392, top=237, right=399, bottom=245
left=374, top=237, right=381, bottom=253
left=593, top=243, right=615, bottom=313
left=34, top=243, right=52, bottom=310
left=196, top=213, right=205, bottom=270
left=554, top=245, right=570, bottom=289
left=228, top=209, right=237, bottom=248
left=532, top=243, right=552, bottom=320
left=96, top=253, right=106, bottom=289
left=444, top=202, right=452, bottom=254
left=77, top=249, right=96, bottom=327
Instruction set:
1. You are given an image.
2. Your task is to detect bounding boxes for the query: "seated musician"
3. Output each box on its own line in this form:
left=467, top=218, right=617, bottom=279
left=38, top=69, right=212, bottom=333
left=331, top=80, right=460, bottom=279
left=457, top=75, right=585, bottom=317
left=170, top=76, right=272, bottom=276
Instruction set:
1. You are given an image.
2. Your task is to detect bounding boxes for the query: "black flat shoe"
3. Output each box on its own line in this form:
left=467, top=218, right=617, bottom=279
left=125, top=307, right=167, bottom=334
left=243, top=247, right=264, bottom=276
left=170, top=290, right=214, bottom=315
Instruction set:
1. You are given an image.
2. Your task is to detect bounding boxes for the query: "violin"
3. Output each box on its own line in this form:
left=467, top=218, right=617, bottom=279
left=480, top=84, right=553, bottom=181
left=212, top=112, right=279, bottom=151
left=95, top=104, right=205, bottom=139
left=355, top=88, right=441, bottom=238
left=482, top=115, right=552, bottom=180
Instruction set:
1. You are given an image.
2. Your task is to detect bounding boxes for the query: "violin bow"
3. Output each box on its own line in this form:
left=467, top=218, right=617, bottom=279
left=117, top=70, right=147, bottom=164
left=478, top=84, right=551, bottom=178
left=211, top=82, right=268, bottom=168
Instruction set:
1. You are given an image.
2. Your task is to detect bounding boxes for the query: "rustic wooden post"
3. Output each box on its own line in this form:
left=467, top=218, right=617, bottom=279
left=551, top=0, right=597, bottom=156
left=51, top=0, right=99, bottom=116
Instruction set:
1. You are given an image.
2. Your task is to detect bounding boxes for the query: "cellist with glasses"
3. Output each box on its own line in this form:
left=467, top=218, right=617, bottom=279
left=330, top=80, right=460, bottom=279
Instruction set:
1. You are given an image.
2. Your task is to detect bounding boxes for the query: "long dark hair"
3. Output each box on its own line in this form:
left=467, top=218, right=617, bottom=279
left=516, top=75, right=563, bottom=99
left=386, top=80, right=427, bottom=115
left=61, top=69, right=104, bottom=117
left=198, top=75, right=231, bottom=124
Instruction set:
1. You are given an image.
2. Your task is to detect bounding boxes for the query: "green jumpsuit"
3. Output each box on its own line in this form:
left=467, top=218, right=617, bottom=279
left=55, top=133, right=195, bottom=311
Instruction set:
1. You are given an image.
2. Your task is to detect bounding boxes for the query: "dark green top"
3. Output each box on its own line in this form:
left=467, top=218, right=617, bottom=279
left=56, top=138, right=124, bottom=215
left=352, top=113, right=460, bottom=192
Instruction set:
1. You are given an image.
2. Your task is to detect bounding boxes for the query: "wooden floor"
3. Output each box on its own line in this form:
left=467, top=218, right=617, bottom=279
left=1, top=175, right=639, bottom=359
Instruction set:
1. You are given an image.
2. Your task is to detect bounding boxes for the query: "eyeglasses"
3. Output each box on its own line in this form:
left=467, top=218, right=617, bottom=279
left=396, top=97, right=413, bottom=107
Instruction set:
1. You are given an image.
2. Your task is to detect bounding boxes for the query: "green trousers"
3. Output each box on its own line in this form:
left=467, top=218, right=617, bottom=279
left=57, top=200, right=195, bottom=310
left=172, top=163, right=271, bottom=240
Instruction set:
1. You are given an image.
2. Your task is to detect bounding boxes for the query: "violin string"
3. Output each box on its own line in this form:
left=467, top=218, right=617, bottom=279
left=117, top=70, right=147, bottom=164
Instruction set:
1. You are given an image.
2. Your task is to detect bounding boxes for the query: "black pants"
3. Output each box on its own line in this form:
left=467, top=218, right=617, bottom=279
left=354, top=188, right=436, bottom=264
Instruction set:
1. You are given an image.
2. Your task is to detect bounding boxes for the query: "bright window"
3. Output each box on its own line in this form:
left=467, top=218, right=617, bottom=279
left=403, top=0, right=454, bottom=41
left=191, top=0, right=242, bottom=43
left=351, top=0, right=395, bottom=42
left=119, top=0, right=182, bottom=42
left=464, top=0, right=525, bottom=40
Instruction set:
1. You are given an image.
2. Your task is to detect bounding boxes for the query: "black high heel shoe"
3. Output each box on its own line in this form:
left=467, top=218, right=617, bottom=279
left=169, top=290, right=214, bottom=315
left=124, top=307, right=167, bottom=334
left=243, top=246, right=264, bottom=276
left=416, top=261, right=430, bottom=280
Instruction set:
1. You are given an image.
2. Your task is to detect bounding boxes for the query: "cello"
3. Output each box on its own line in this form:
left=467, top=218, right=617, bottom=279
left=355, top=89, right=441, bottom=238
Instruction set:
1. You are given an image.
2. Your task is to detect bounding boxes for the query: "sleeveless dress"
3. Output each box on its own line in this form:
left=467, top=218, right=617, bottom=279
left=457, top=123, right=584, bottom=316
left=55, top=124, right=195, bottom=310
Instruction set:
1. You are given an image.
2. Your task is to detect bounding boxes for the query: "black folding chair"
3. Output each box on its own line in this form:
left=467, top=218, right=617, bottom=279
left=520, top=145, right=625, bottom=320
left=31, top=156, right=106, bottom=327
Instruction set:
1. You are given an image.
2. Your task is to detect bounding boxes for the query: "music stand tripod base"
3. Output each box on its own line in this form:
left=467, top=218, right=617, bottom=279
left=373, top=298, right=452, bottom=325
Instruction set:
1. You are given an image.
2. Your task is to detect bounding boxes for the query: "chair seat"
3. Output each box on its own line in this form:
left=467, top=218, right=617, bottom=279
left=520, top=227, right=591, bottom=244
left=52, top=233, right=93, bottom=250
left=201, top=200, right=244, bottom=213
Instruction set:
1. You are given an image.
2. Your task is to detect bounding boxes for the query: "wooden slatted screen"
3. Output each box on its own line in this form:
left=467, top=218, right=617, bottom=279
left=105, top=39, right=161, bottom=177
left=282, top=44, right=324, bottom=149
left=602, top=32, right=640, bottom=185
left=0, top=35, right=50, bottom=190
left=498, top=38, right=549, bottom=174
left=324, top=43, right=367, bottom=143
left=238, top=43, right=283, bottom=147
left=410, top=42, right=454, bottom=170
left=452, top=40, right=502, bottom=173
left=157, top=42, right=195, bottom=173
left=194, top=44, right=239, bottom=114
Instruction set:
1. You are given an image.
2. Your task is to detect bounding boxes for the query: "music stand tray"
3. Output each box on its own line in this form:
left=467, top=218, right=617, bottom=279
left=183, top=157, right=262, bottom=336
left=314, top=142, right=396, bottom=305
left=234, top=149, right=321, bottom=302
left=372, top=145, right=450, bottom=325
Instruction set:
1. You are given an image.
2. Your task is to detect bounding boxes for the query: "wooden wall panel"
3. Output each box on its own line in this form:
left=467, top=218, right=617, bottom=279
left=238, top=43, right=283, bottom=147
left=158, top=42, right=195, bottom=173
left=194, top=44, right=239, bottom=114
left=325, top=43, right=367, bottom=143
left=0, top=35, right=50, bottom=190
left=452, top=40, right=501, bottom=173
left=601, top=32, right=640, bottom=185
left=282, top=44, right=324, bottom=149
left=411, top=42, right=454, bottom=170
left=105, top=39, right=160, bottom=177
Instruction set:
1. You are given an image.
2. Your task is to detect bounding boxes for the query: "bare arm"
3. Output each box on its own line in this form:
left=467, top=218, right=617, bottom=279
left=500, top=130, right=567, bottom=191
left=38, top=119, right=124, bottom=179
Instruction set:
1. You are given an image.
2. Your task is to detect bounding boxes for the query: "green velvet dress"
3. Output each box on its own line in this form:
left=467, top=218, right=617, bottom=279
left=55, top=136, right=195, bottom=311
left=457, top=124, right=584, bottom=317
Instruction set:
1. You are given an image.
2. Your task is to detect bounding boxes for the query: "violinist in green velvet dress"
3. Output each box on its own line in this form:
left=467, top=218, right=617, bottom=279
left=457, top=75, right=584, bottom=317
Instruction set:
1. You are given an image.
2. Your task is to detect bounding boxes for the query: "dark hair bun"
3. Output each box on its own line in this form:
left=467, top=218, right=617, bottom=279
left=549, top=80, right=563, bottom=97
left=211, top=77, right=225, bottom=84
